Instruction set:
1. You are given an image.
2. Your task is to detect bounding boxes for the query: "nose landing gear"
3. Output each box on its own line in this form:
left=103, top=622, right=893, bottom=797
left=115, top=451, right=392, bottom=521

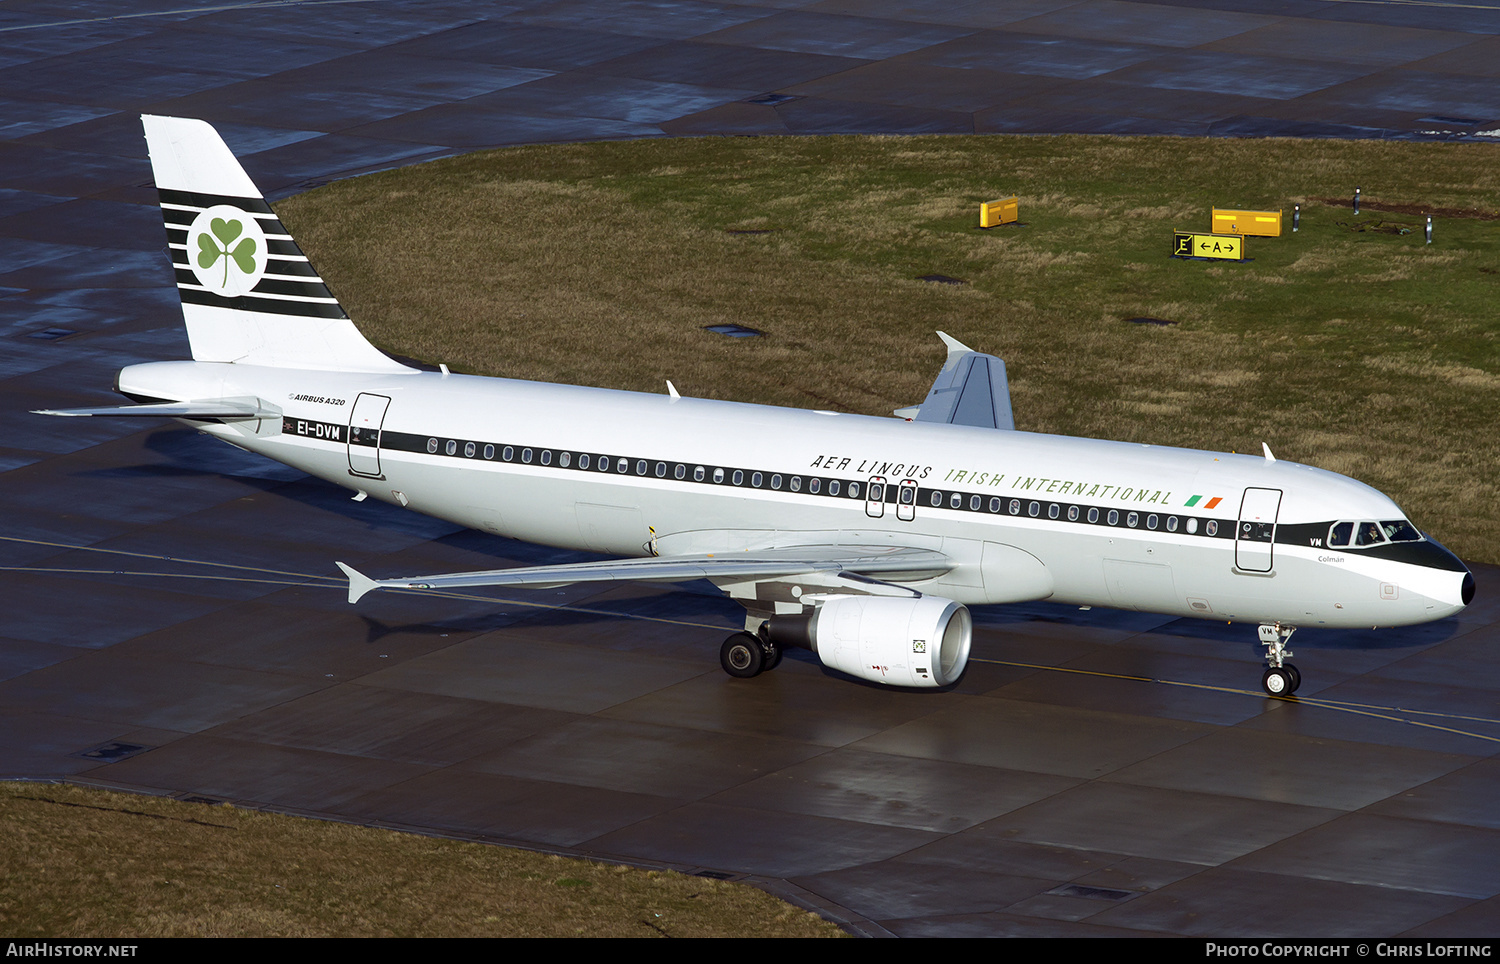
left=1257, top=623, right=1300, bottom=696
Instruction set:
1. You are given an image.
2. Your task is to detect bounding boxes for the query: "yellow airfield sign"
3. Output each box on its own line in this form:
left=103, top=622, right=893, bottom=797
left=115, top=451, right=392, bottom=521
left=1212, top=208, right=1282, bottom=237
left=980, top=196, right=1018, bottom=228
left=1174, top=231, right=1245, bottom=261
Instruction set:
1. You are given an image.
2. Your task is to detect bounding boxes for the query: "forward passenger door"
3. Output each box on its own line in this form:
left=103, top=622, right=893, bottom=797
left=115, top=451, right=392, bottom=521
left=1235, top=487, right=1282, bottom=572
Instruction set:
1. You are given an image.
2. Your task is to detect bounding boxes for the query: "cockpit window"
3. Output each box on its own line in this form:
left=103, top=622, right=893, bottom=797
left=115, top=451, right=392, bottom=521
left=1382, top=520, right=1423, bottom=543
left=1332, top=519, right=1425, bottom=549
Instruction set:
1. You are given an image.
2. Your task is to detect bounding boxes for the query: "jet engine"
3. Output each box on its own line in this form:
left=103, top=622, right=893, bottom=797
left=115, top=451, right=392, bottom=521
left=768, top=594, right=972, bottom=688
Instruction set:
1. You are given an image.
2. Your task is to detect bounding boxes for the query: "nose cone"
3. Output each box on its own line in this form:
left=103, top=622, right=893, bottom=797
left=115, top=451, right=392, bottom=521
left=1420, top=536, right=1472, bottom=616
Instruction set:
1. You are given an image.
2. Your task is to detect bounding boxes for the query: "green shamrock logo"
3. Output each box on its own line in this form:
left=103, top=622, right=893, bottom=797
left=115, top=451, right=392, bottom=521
left=197, top=217, right=258, bottom=288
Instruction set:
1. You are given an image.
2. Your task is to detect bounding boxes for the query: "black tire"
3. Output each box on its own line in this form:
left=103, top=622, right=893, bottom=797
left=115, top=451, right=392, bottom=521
left=763, top=638, right=783, bottom=671
left=1262, top=667, right=1292, bottom=697
left=720, top=633, right=765, bottom=679
left=1285, top=663, right=1302, bottom=693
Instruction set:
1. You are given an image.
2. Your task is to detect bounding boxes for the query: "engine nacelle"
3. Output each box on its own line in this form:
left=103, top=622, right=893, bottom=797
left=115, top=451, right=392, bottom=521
left=769, top=595, right=972, bottom=688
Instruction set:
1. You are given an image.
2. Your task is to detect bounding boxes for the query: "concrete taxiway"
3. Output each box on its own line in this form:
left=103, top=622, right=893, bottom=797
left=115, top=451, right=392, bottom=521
left=3, top=0, right=1499, bottom=937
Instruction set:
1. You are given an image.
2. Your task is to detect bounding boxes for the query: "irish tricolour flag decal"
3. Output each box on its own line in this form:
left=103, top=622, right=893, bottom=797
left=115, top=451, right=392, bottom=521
left=1185, top=495, right=1222, bottom=509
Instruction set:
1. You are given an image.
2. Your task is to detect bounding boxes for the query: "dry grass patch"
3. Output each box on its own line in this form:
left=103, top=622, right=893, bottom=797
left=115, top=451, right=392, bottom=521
left=0, top=783, right=844, bottom=938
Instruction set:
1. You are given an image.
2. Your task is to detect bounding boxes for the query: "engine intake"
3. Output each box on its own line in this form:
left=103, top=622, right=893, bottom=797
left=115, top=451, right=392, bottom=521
left=768, top=594, right=972, bottom=688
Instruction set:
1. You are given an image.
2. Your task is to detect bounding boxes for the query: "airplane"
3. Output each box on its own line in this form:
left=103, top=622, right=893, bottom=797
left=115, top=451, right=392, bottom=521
left=36, top=116, right=1475, bottom=697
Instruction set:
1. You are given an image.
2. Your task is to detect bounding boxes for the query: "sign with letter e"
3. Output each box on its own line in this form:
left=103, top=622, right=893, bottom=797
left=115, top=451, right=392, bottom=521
left=1173, top=231, right=1245, bottom=261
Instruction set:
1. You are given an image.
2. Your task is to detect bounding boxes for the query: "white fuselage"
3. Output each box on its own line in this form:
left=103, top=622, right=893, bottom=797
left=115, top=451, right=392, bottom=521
left=118, top=359, right=1472, bottom=630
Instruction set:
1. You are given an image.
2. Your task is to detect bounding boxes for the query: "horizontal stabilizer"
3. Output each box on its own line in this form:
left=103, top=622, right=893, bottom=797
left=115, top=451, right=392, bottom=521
left=32, top=398, right=277, bottom=421
left=335, top=546, right=950, bottom=602
left=899, top=331, right=1015, bottom=431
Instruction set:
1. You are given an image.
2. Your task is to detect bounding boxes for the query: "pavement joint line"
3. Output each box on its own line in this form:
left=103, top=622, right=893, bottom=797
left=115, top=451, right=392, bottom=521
left=977, top=657, right=1500, bottom=743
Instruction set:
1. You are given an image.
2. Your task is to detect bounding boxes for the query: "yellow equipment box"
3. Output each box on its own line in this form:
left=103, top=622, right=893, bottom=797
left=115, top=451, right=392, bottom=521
left=980, top=196, right=1018, bottom=228
left=1174, top=231, right=1245, bottom=261
left=1212, top=208, right=1281, bottom=237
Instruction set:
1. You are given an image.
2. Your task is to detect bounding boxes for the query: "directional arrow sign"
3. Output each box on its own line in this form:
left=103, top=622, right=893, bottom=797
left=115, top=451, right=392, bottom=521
left=1173, top=231, right=1245, bottom=261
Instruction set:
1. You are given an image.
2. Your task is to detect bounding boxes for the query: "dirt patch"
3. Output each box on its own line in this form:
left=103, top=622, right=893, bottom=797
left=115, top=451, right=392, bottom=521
left=1332, top=218, right=1417, bottom=235
left=1310, top=197, right=1500, bottom=220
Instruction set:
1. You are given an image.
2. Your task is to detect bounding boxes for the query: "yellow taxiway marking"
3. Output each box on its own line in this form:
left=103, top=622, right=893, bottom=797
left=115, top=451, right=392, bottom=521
left=0, top=534, right=732, bottom=631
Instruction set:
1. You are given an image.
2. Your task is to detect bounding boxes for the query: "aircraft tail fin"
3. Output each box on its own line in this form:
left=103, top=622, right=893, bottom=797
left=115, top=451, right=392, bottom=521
left=142, top=115, right=410, bottom=374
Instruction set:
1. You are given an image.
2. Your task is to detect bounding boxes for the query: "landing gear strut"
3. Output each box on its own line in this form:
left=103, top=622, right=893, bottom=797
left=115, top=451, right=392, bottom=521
left=719, top=630, right=781, bottom=679
left=1257, top=622, right=1300, bottom=696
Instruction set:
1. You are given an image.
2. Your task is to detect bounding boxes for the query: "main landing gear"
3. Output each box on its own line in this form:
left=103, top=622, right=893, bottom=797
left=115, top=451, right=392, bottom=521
left=719, top=630, right=782, bottom=679
left=1258, top=622, right=1301, bottom=696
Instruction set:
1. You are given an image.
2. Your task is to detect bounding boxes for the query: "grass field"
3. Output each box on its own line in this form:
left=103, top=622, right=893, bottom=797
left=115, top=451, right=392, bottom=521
left=0, top=782, right=843, bottom=937
left=278, top=134, right=1500, bottom=563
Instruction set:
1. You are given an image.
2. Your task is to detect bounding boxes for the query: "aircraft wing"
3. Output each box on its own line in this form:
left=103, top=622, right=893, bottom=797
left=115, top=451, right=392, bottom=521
left=336, top=545, right=950, bottom=604
left=895, top=331, right=1015, bottom=430
left=32, top=398, right=277, bottom=421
